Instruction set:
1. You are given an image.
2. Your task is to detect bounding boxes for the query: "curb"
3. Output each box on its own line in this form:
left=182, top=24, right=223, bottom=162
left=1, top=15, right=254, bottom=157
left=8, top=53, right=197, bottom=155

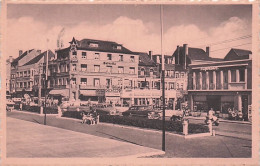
left=100, top=122, right=212, bottom=139
left=11, top=110, right=59, bottom=116
left=187, top=117, right=251, bottom=125
left=117, top=150, right=165, bottom=158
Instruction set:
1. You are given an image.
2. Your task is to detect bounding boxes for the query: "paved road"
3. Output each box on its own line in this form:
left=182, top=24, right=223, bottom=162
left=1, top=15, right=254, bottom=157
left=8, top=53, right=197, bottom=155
left=7, top=117, right=164, bottom=158
left=7, top=111, right=252, bottom=158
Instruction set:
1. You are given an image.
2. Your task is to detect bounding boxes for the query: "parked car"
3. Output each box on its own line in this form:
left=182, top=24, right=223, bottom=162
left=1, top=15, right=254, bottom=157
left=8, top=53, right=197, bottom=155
left=122, top=105, right=161, bottom=119
left=6, top=99, right=15, bottom=111
left=93, top=104, right=121, bottom=116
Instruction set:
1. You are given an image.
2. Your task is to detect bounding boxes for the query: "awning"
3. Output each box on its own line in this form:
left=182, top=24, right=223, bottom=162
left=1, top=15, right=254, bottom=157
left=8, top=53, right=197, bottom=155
left=80, top=90, right=97, bottom=96
left=49, top=89, right=69, bottom=97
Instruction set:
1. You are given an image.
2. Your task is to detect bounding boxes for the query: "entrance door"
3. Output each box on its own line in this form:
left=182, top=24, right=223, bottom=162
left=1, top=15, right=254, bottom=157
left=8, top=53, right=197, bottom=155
left=207, top=95, right=221, bottom=111
left=242, top=95, right=248, bottom=120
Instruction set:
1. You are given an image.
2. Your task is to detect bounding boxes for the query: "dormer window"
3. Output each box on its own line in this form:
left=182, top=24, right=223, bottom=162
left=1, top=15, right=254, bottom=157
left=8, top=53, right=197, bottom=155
left=89, top=43, right=99, bottom=48
left=116, top=45, right=122, bottom=50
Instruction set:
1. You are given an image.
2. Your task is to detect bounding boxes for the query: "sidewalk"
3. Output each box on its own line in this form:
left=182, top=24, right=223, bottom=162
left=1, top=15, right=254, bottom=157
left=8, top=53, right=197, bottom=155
left=7, top=111, right=252, bottom=157
left=7, top=117, right=164, bottom=158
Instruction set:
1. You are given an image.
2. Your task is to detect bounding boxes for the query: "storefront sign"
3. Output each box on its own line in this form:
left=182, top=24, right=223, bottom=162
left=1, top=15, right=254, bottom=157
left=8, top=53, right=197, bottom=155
left=200, top=66, right=218, bottom=71
left=103, top=62, right=116, bottom=65
left=96, top=89, right=105, bottom=96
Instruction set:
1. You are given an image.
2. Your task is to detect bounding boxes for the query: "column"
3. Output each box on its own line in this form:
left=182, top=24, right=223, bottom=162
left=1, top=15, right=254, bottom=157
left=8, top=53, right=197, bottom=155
left=199, top=72, right=202, bottom=90
left=228, top=70, right=231, bottom=89
left=245, top=68, right=247, bottom=89
left=193, top=72, right=196, bottom=90
left=237, top=94, right=242, bottom=111
left=190, top=95, right=193, bottom=111
left=213, top=71, right=216, bottom=90
left=220, top=70, right=223, bottom=89
left=206, top=71, right=209, bottom=90
left=236, top=69, right=240, bottom=82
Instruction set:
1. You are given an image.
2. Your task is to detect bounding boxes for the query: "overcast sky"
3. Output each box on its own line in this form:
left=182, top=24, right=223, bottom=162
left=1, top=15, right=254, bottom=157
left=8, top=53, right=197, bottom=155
left=7, top=4, right=252, bottom=59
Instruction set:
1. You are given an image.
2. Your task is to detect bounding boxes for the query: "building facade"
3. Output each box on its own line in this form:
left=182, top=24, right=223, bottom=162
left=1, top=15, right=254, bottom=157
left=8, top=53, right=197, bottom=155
left=48, top=37, right=139, bottom=105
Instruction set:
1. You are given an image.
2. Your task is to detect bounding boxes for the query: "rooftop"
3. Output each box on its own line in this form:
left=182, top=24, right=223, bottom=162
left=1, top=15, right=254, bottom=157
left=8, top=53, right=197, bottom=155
left=12, top=49, right=34, bottom=64
left=23, top=50, right=55, bottom=66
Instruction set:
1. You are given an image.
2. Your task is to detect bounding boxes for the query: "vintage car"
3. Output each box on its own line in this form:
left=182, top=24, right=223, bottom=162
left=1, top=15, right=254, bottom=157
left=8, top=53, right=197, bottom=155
left=93, top=104, right=121, bottom=116
left=6, top=99, right=15, bottom=111
left=122, top=105, right=161, bottom=119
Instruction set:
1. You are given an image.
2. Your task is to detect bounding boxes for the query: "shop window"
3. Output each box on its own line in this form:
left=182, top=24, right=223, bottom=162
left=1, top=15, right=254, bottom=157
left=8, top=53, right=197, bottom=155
left=239, top=69, right=245, bottom=82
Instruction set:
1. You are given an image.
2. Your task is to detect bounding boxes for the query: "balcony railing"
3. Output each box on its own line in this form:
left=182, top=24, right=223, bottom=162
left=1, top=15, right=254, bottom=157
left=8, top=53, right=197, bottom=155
left=79, top=85, right=107, bottom=89
left=196, top=84, right=201, bottom=90
left=223, top=83, right=228, bottom=89
left=209, top=83, right=215, bottom=90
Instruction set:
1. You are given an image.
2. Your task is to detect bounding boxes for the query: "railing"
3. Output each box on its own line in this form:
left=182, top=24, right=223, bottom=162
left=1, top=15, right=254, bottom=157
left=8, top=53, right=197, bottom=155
left=209, top=83, right=215, bottom=90
left=216, top=83, right=222, bottom=90
left=79, top=85, right=107, bottom=89
left=196, top=84, right=201, bottom=90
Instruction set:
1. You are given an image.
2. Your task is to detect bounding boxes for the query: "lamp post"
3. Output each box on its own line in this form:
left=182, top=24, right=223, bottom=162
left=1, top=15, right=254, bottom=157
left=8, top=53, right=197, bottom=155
left=44, top=39, right=49, bottom=125
left=160, top=5, right=166, bottom=152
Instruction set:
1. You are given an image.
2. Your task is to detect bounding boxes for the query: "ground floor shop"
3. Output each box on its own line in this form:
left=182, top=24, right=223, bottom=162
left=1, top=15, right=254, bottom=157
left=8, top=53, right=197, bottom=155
left=188, top=91, right=251, bottom=119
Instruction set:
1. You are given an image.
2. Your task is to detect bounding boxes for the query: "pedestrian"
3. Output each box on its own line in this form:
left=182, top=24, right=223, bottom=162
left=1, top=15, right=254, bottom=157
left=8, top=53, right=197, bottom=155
left=57, top=105, right=62, bottom=117
left=19, top=103, right=23, bottom=111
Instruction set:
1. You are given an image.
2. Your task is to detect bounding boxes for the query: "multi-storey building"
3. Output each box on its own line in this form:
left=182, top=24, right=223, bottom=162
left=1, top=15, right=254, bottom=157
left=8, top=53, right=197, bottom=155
left=48, top=37, right=139, bottom=105
left=6, top=56, right=14, bottom=95
left=175, top=44, right=252, bottom=119
left=10, top=50, right=54, bottom=99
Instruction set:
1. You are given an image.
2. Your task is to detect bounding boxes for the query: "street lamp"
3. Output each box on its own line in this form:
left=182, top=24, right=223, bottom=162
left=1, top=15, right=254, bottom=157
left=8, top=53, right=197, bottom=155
left=160, top=5, right=166, bottom=152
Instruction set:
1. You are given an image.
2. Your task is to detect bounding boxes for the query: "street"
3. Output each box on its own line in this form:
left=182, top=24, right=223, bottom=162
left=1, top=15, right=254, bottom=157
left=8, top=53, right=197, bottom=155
left=7, top=111, right=251, bottom=158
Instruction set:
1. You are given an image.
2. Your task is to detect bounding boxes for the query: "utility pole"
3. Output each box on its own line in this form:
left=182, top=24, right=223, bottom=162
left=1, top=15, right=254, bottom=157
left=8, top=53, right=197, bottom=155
left=160, top=5, right=166, bottom=152
left=44, top=39, right=49, bottom=125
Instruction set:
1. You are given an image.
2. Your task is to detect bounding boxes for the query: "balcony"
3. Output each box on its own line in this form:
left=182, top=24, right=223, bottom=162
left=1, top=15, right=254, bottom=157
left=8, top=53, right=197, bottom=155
left=202, top=84, right=208, bottom=90
left=195, top=84, right=201, bottom=90
left=229, top=82, right=246, bottom=90
left=209, top=83, right=215, bottom=90
left=216, top=83, right=222, bottom=90
left=16, top=87, right=33, bottom=91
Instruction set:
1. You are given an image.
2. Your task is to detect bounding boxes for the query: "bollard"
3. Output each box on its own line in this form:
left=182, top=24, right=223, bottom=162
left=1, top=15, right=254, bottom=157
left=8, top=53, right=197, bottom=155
left=208, top=120, right=213, bottom=135
left=182, top=119, right=189, bottom=136
left=40, top=106, right=43, bottom=114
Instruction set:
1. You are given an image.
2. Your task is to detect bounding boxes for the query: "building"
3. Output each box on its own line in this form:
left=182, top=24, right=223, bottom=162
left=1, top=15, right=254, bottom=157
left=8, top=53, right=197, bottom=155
left=6, top=56, right=14, bottom=95
left=175, top=44, right=252, bottom=119
left=10, top=49, right=55, bottom=100
left=48, top=37, right=139, bottom=105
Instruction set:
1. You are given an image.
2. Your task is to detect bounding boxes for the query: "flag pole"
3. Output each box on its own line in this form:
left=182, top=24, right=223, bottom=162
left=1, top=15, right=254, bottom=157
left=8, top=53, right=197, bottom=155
left=160, top=5, right=166, bottom=152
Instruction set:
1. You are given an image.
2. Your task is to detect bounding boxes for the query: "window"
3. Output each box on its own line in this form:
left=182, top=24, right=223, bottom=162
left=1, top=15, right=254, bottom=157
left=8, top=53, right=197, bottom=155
left=82, top=52, right=87, bottom=59
left=181, top=72, right=185, bottom=78
left=59, top=79, right=62, bottom=85
left=130, top=56, right=135, bottom=62
left=118, top=66, right=124, bottom=73
left=80, top=78, right=87, bottom=85
left=20, top=82, right=23, bottom=88
left=231, top=70, right=236, bottom=82
left=140, top=68, right=145, bottom=76
left=28, top=70, right=30, bottom=77
left=81, top=64, right=87, bottom=71
left=106, top=66, right=112, bottom=73
left=32, top=70, right=34, bottom=76
left=116, top=45, right=122, bottom=50
left=24, top=82, right=27, bottom=88
left=166, top=70, right=170, bottom=77
left=106, top=79, right=111, bottom=88
left=119, top=55, right=123, bottom=61
left=169, top=83, right=174, bottom=89
left=72, top=51, right=77, bottom=56
left=94, top=53, right=100, bottom=60
left=71, top=78, right=76, bottom=85
left=130, top=67, right=135, bottom=74
left=150, top=69, right=154, bottom=76
left=94, top=65, right=100, bottom=72
left=20, top=72, right=23, bottom=77
left=89, top=43, right=99, bottom=48
left=239, top=69, right=245, bottom=82
left=175, top=72, right=179, bottom=78
left=72, top=64, right=77, bottom=71
left=170, top=70, right=174, bottom=77
left=94, top=78, right=100, bottom=87
left=28, top=82, right=31, bottom=87
left=107, top=54, right=112, bottom=60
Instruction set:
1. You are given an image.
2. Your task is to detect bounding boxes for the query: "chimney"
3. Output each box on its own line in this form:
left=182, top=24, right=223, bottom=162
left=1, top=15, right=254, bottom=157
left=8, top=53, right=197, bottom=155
left=176, top=45, right=180, bottom=64
left=206, top=46, right=210, bottom=57
left=9, top=56, right=13, bottom=63
left=148, top=51, right=153, bottom=60
left=156, top=55, right=160, bottom=64
left=19, top=50, right=23, bottom=56
left=183, top=44, right=188, bottom=69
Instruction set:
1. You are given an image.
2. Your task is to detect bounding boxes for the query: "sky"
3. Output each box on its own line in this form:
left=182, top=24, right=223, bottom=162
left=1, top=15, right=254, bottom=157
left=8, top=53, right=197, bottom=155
left=7, top=4, right=252, bottom=59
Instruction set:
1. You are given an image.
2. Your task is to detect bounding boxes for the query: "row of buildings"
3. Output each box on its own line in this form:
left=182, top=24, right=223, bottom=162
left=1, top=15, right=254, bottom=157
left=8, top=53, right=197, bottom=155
left=6, top=37, right=252, bottom=118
